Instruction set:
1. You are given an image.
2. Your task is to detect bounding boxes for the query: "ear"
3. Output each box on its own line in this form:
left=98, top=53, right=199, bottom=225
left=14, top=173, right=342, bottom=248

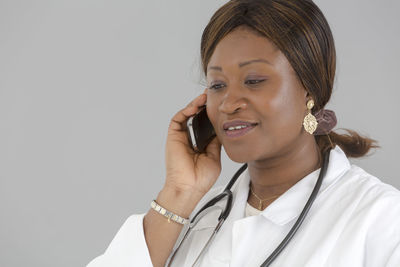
left=303, top=90, right=311, bottom=103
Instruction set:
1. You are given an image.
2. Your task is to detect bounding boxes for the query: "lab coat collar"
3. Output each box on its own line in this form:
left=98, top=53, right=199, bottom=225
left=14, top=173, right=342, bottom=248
left=243, top=145, right=351, bottom=225
left=197, top=145, right=351, bottom=229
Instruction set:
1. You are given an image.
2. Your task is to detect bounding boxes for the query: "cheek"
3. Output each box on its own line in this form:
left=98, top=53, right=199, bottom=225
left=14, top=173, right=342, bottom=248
left=265, top=63, right=306, bottom=121
left=205, top=97, right=219, bottom=130
left=258, top=83, right=305, bottom=134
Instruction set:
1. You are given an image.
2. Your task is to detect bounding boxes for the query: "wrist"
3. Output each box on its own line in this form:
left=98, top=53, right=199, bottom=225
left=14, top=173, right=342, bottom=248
left=156, top=185, right=204, bottom=219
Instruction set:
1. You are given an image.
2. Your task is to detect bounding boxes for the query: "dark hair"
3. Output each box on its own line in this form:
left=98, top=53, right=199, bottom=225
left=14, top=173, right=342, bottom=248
left=200, top=0, right=378, bottom=157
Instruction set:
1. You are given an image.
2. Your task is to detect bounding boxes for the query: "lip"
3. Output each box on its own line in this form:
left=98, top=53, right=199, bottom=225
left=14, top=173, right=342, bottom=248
left=222, top=119, right=258, bottom=130
left=224, top=124, right=257, bottom=138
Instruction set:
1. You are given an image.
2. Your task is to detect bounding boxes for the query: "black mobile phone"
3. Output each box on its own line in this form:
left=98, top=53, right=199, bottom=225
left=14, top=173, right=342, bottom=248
left=186, top=105, right=216, bottom=153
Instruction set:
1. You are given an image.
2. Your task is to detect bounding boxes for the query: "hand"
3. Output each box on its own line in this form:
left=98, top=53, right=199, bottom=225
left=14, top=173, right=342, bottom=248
left=164, top=90, right=222, bottom=201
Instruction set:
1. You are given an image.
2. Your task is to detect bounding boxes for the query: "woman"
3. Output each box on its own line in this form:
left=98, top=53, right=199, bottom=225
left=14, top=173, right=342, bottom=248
left=88, top=0, right=400, bottom=266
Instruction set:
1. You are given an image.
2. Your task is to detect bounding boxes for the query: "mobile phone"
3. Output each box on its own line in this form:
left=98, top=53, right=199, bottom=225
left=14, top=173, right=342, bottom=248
left=186, top=105, right=216, bottom=153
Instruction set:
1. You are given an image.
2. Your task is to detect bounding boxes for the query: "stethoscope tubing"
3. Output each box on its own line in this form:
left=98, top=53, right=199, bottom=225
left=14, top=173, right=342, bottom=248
left=260, top=149, right=330, bottom=266
left=166, top=148, right=331, bottom=267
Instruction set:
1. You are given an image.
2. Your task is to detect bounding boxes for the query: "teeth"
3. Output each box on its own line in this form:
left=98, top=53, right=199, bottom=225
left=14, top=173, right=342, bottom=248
left=227, top=125, right=249, bottom=131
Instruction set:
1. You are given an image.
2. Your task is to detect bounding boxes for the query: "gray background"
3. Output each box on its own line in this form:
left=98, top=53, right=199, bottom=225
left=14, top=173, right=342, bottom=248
left=0, top=0, right=399, bottom=266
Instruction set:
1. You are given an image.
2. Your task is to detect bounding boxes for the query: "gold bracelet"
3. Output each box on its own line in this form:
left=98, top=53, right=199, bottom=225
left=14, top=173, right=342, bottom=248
left=150, top=200, right=190, bottom=225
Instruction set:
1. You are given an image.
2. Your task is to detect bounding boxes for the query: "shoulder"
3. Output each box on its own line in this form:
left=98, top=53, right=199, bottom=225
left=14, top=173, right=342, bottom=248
left=318, top=163, right=400, bottom=262
left=343, top=165, right=400, bottom=261
left=339, top=164, right=400, bottom=203
left=332, top=164, right=400, bottom=233
left=320, top=161, right=400, bottom=233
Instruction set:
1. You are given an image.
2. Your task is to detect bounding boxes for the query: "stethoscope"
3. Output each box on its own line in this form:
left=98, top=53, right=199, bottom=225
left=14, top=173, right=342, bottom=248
left=166, top=148, right=331, bottom=267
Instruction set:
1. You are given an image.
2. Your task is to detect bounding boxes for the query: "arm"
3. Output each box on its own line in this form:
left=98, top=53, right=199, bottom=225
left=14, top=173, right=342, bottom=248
left=86, top=185, right=216, bottom=267
left=88, top=91, right=222, bottom=266
left=86, top=214, right=152, bottom=267
left=143, top=186, right=204, bottom=267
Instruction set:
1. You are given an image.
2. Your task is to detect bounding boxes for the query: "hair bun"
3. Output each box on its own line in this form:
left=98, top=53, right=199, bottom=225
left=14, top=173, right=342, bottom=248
left=314, top=109, right=337, bottom=135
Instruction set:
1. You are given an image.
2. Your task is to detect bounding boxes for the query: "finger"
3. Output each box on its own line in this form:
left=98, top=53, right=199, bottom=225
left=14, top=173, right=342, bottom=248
left=205, top=136, right=222, bottom=160
left=169, top=94, right=207, bottom=131
left=185, top=93, right=207, bottom=109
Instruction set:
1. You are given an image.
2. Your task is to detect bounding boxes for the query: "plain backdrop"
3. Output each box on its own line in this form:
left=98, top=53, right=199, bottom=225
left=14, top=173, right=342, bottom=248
left=0, top=0, right=399, bottom=266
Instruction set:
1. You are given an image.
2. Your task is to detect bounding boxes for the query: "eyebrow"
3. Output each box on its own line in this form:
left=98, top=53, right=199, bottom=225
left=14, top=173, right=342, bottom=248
left=207, top=58, right=272, bottom=72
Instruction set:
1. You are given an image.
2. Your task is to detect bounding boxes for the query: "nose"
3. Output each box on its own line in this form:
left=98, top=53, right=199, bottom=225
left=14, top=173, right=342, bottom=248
left=218, top=86, right=248, bottom=114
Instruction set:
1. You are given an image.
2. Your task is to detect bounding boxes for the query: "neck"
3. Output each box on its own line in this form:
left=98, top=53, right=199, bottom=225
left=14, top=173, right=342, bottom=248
left=247, top=136, right=322, bottom=210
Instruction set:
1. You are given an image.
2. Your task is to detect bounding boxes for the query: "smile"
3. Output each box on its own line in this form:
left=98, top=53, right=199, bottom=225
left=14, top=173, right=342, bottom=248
left=224, top=124, right=257, bottom=138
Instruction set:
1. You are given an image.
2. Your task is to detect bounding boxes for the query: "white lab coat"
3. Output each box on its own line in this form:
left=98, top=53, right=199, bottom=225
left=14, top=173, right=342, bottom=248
left=87, top=146, right=400, bottom=266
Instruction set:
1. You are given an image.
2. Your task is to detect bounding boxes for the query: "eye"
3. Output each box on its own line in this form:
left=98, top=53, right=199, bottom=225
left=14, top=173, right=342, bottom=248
left=245, top=79, right=266, bottom=85
left=208, top=79, right=266, bottom=90
left=209, top=83, right=225, bottom=90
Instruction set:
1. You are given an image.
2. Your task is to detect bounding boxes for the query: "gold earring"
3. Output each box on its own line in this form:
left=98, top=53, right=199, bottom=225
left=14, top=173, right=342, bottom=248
left=303, top=99, right=318, bottom=134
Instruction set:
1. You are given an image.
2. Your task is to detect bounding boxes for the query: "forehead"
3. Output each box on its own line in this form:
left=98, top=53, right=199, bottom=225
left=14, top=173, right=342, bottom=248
left=207, top=27, right=281, bottom=69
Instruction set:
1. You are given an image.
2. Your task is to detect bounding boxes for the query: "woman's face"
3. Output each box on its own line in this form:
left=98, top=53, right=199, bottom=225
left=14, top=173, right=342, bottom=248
left=205, top=26, right=310, bottom=163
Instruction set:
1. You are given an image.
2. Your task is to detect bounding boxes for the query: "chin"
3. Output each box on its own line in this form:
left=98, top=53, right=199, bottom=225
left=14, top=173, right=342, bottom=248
left=223, top=144, right=259, bottom=164
left=222, top=137, right=283, bottom=164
